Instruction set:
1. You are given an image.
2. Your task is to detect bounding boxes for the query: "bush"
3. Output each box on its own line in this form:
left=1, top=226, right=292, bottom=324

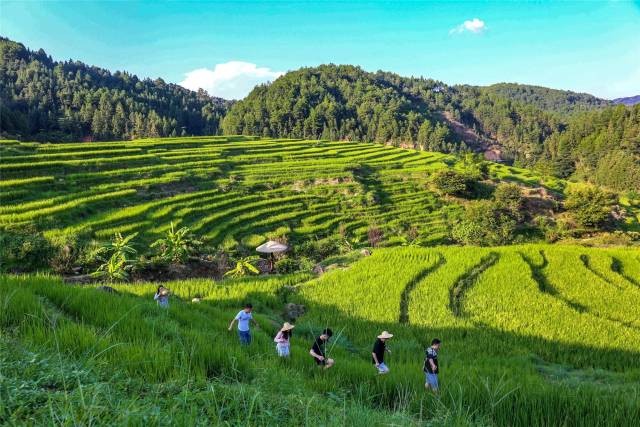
left=461, top=153, right=489, bottom=180
left=275, top=257, right=298, bottom=274
left=296, top=236, right=341, bottom=261
left=432, top=170, right=470, bottom=196
left=494, top=183, right=524, bottom=222
left=0, top=228, right=52, bottom=272
left=367, top=226, right=384, bottom=248
left=451, top=201, right=517, bottom=246
left=564, top=186, right=615, bottom=228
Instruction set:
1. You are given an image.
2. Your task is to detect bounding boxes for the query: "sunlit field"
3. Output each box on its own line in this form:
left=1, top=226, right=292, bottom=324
left=0, top=136, right=564, bottom=258
left=2, top=244, right=639, bottom=426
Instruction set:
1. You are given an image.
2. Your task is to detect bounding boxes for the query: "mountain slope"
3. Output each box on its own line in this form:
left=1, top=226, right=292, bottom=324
left=0, top=38, right=229, bottom=141
left=225, top=65, right=640, bottom=191
left=613, top=95, right=640, bottom=106
left=483, top=83, right=612, bottom=116
left=222, top=64, right=465, bottom=153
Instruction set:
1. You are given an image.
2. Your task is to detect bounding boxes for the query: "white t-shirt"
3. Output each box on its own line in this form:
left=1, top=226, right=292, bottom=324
left=235, top=310, right=253, bottom=331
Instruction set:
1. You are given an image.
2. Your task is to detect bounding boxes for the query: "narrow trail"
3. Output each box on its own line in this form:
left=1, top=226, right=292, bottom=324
left=611, top=256, right=640, bottom=289
left=449, top=252, right=499, bottom=317
left=579, top=254, right=621, bottom=290
left=398, top=253, right=446, bottom=324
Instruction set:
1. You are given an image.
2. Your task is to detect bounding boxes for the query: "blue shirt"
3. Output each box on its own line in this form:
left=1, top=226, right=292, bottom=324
left=154, top=292, right=169, bottom=308
left=235, top=310, right=253, bottom=331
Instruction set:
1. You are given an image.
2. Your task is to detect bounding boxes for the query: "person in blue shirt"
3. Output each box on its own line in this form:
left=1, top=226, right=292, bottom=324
left=228, top=303, right=259, bottom=345
left=153, top=286, right=170, bottom=308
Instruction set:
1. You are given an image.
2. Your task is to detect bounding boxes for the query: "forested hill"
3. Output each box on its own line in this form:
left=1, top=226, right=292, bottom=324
left=483, top=83, right=612, bottom=116
left=0, top=38, right=229, bottom=141
left=1, top=39, right=639, bottom=192
left=223, top=64, right=466, bottom=153
left=224, top=65, right=639, bottom=191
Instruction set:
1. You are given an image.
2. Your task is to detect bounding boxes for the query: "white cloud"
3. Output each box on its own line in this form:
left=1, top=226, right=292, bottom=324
left=450, top=18, right=486, bottom=35
left=180, top=61, right=284, bottom=100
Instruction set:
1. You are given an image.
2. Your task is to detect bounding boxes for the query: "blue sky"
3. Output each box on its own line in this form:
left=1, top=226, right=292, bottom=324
left=1, top=0, right=639, bottom=100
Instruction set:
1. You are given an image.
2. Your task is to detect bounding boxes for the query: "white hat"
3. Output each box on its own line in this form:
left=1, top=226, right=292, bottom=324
left=377, top=331, right=393, bottom=339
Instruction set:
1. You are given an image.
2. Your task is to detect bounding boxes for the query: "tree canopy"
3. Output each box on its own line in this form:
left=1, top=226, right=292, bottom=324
left=0, top=38, right=229, bottom=141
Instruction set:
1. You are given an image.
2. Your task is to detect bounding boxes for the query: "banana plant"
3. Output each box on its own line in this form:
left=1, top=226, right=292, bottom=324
left=224, top=256, right=260, bottom=278
left=151, top=222, right=202, bottom=264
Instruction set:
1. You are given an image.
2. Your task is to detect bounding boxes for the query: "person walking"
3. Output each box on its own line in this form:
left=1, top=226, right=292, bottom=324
left=228, top=303, right=259, bottom=345
left=424, top=338, right=441, bottom=392
left=309, top=328, right=334, bottom=369
left=154, top=286, right=170, bottom=308
left=372, top=331, right=393, bottom=374
left=274, top=322, right=295, bottom=357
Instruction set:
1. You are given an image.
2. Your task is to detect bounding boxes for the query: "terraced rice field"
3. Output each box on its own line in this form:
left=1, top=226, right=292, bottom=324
left=1, top=244, right=639, bottom=425
left=0, top=136, right=557, bottom=251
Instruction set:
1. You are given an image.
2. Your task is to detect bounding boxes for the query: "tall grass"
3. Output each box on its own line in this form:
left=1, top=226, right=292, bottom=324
left=1, top=245, right=639, bottom=425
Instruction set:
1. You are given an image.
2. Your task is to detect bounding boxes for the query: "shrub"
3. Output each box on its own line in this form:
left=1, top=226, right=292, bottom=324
left=296, top=236, right=341, bottom=261
left=0, top=228, right=52, bottom=273
left=564, top=186, right=615, bottom=228
left=451, top=201, right=517, bottom=246
left=46, top=231, right=87, bottom=274
left=275, top=257, right=298, bottom=274
left=461, top=153, right=489, bottom=180
left=494, top=183, right=524, bottom=222
left=431, top=170, right=469, bottom=196
left=367, top=226, right=384, bottom=247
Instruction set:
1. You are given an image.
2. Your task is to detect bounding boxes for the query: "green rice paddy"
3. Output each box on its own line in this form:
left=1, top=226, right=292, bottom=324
left=1, top=244, right=639, bottom=425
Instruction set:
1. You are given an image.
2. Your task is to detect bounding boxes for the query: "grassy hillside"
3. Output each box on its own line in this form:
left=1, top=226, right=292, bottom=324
left=2, top=245, right=639, bottom=425
left=1, top=136, right=575, bottom=274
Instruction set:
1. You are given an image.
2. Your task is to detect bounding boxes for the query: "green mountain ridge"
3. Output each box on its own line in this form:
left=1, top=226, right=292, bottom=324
left=1, top=38, right=639, bottom=192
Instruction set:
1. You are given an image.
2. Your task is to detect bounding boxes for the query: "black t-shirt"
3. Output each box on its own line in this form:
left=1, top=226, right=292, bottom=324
left=311, top=337, right=326, bottom=364
left=424, top=347, right=439, bottom=373
left=372, top=339, right=386, bottom=364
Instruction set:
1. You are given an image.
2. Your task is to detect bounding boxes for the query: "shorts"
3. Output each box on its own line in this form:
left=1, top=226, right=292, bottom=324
left=376, top=362, right=389, bottom=374
left=425, top=373, right=439, bottom=389
left=276, top=343, right=290, bottom=357
left=238, top=330, right=251, bottom=345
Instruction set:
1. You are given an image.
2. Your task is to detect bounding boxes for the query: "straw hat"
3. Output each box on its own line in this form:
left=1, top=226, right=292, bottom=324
left=281, top=322, right=295, bottom=331
left=377, top=331, right=393, bottom=339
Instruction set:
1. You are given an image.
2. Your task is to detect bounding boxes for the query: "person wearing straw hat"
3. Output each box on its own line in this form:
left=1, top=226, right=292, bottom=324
left=372, top=331, right=393, bottom=374
left=274, top=322, right=295, bottom=357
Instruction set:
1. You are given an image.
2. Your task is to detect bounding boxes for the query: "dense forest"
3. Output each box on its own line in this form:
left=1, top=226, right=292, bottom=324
left=1, top=38, right=638, bottom=191
left=225, top=66, right=639, bottom=191
left=483, top=83, right=612, bottom=116
left=541, top=104, right=640, bottom=190
left=0, top=38, right=229, bottom=141
left=222, top=65, right=465, bottom=153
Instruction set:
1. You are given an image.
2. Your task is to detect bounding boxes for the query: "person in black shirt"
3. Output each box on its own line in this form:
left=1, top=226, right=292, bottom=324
left=371, top=331, right=393, bottom=374
left=310, top=328, right=334, bottom=369
left=424, top=338, right=441, bottom=392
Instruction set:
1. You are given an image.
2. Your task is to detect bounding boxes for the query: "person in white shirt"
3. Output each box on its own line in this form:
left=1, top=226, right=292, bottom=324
left=228, top=303, right=259, bottom=345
